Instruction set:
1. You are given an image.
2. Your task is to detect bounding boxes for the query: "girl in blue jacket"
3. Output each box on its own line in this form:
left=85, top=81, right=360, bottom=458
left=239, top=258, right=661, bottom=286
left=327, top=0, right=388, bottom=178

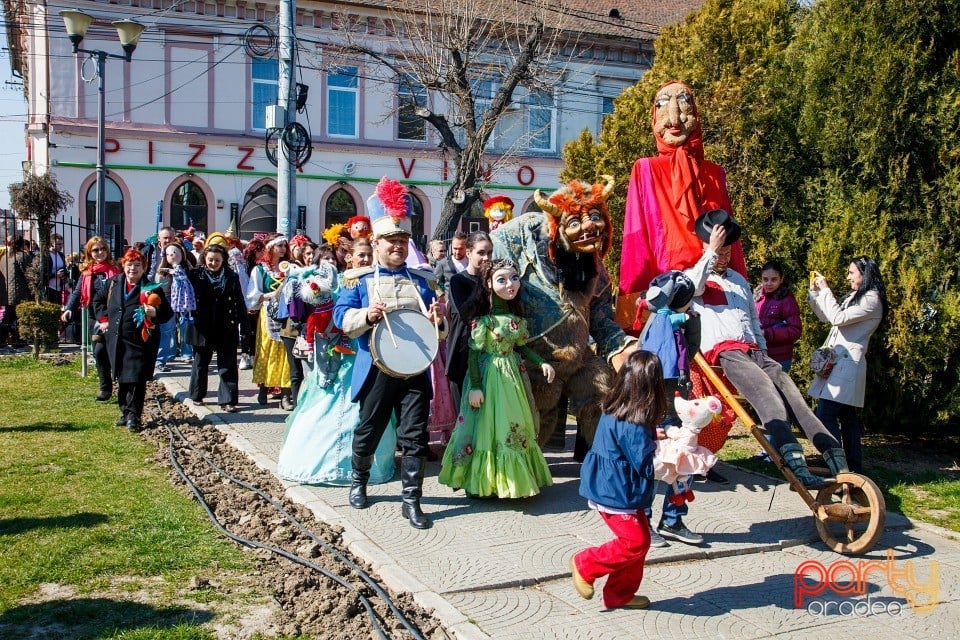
left=570, top=350, right=667, bottom=610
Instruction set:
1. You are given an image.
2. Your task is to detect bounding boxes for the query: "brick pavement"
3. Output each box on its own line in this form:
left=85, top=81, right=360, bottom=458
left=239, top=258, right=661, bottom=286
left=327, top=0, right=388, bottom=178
left=153, top=359, right=958, bottom=640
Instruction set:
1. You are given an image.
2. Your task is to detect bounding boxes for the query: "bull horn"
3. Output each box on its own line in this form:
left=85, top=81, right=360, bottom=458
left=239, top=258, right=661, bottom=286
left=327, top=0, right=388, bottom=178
left=600, top=174, right=615, bottom=200
left=534, top=189, right=561, bottom=217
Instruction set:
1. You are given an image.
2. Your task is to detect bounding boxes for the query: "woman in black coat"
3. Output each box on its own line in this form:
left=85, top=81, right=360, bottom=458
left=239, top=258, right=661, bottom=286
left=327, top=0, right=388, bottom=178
left=93, top=248, right=173, bottom=429
left=186, top=244, right=247, bottom=412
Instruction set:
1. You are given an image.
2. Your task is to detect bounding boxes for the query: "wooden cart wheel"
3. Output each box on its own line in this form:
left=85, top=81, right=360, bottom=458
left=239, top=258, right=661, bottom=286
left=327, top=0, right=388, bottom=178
left=814, top=472, right=886, bottom=555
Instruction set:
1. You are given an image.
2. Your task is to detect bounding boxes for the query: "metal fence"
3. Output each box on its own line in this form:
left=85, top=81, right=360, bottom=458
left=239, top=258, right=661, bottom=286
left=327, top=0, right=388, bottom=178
left=0, top=211, right=118, bottom=260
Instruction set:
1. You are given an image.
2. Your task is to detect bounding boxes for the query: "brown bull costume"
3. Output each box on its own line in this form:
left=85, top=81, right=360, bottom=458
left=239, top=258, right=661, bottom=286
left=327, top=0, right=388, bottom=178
left=491, top=176, right=636, bottom=458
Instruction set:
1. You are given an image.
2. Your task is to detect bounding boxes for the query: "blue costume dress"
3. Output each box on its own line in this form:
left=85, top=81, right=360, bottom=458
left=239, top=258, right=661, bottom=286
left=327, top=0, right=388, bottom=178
left=277, top=295, right=397, bottom=485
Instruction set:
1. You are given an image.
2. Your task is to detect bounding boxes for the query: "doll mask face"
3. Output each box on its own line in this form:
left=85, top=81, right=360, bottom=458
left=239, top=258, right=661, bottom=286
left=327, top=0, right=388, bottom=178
left=653, top=83, right=698, bottom=148
left=165, top=245, right=184, bottom=265
left=490, top=266, right=520, bottom=301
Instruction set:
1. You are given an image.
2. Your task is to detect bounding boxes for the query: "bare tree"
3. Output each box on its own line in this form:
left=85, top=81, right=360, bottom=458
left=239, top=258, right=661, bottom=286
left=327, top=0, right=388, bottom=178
left=326, top=0, right=585, bottom=239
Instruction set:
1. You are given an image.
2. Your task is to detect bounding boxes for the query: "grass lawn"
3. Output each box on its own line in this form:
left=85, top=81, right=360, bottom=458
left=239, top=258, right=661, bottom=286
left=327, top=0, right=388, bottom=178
left=0, top=355, right=255, bottom=639
left=717, top=422, right=960, bottom=534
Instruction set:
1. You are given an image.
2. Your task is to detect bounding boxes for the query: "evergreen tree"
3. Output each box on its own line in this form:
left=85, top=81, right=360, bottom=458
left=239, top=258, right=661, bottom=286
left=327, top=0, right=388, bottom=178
left=563, top=0, right=960, bottom=431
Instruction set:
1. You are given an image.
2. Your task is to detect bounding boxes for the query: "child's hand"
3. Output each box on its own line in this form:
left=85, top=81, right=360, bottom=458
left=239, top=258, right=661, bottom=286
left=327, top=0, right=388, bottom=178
left=541, top=362, right=556, bottom=383
left=655, top=427, right=667, bottom=440
left=468, top=389, right=484, bottom=409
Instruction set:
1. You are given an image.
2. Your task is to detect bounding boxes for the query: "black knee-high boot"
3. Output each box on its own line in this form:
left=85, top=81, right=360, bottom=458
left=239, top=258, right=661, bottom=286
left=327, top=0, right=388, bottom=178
left=400, top=456, right=431, bottom=529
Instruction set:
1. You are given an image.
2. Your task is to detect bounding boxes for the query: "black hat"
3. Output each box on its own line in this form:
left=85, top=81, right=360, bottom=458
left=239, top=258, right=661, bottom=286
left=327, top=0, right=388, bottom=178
left=695, top=209, right=741, bottom=246
left=646, top=270, right=696, bottom=312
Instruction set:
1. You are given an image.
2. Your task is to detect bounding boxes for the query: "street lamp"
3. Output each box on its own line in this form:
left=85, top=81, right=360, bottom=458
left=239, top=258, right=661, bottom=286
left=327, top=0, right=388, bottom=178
left=60, top=10, right=144, bottom=248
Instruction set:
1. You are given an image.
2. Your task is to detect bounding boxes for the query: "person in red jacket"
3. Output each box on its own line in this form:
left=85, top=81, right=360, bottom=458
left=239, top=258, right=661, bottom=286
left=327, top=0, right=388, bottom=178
left=752, top=259, right=802, bottom=462
left=753, top=260, right=802, bottom=372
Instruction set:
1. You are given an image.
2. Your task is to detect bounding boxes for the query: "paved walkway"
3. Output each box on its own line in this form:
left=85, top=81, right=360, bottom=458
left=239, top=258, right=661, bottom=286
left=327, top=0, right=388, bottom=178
left=153, top=360, right=958, bottom=640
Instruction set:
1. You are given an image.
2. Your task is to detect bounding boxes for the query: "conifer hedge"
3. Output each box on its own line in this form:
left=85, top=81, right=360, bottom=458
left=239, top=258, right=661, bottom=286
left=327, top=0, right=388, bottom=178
left=562, top=0, right=960, bottom=431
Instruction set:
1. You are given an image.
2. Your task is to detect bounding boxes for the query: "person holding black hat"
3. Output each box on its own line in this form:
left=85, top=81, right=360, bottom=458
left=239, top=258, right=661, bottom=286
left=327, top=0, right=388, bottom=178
left=636, top=225, right=725, bottom=547
left=685, top=210, right=849, bottom=489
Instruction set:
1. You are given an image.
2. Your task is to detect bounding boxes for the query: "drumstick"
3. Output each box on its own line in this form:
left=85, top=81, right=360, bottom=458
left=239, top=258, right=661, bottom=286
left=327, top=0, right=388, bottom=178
left=374, top=289, right=399, bottom=348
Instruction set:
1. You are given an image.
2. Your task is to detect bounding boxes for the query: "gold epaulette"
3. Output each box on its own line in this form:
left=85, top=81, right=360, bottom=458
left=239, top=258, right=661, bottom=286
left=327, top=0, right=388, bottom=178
left=409, top=268, right=440, bottom=292
left=340, top=266, right=374, bottom=289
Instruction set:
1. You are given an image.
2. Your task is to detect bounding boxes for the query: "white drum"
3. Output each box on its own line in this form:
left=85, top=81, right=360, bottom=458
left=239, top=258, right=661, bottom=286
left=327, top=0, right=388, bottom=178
left=369, top=308, right=439, bottom=379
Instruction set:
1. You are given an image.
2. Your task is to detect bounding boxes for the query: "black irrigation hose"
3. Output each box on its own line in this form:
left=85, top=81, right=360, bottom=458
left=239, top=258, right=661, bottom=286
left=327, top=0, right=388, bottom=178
left=149, top=401, right=427, bottom=640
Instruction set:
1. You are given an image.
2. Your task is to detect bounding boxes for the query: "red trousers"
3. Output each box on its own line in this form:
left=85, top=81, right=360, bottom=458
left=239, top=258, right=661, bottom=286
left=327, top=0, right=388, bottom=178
left=574, top=510, right=651, bottom=608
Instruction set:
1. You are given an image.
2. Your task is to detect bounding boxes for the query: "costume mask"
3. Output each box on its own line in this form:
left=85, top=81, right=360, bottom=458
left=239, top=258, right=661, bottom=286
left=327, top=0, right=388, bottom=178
left=533, top=175, right=615, bottom=260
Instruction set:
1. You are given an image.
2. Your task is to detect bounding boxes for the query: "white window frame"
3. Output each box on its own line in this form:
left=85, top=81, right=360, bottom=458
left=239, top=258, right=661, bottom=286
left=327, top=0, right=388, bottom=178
left=326, top=65, right=360, bottom=138
left=251, top=56, right=279, bottom=131
left=526, top=89, right=556, bottom=153
left=397, top=74, right=428, bottom=142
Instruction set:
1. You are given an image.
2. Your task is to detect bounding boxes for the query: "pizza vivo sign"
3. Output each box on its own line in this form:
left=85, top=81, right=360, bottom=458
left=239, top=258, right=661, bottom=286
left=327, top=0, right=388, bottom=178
left=99, top=139, right=540, bottom=184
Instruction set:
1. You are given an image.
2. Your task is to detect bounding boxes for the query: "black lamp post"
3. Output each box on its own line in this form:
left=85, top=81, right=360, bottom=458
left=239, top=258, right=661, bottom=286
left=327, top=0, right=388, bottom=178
left=60, top=10, right=144, bottom=247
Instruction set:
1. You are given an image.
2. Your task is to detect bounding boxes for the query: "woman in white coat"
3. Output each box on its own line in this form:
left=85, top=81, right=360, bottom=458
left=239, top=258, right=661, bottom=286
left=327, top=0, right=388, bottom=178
left=808, top=257, right=886, bottom=473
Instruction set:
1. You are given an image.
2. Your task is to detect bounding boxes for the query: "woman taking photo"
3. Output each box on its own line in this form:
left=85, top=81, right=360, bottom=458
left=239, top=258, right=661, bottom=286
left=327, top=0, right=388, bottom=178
left=187, top=244, right=247, bottom=412
left=93, top=249, right=173, bottom=429
left=61, top=237, right=121, bottom=401
left=808, top=256, right=886, bottom=473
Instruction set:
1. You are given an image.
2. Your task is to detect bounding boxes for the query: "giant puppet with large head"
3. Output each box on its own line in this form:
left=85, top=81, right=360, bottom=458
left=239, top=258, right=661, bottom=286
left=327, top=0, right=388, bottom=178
left=491, top=175, right=636, bottom=457
left=616, top=81, right=747, bottom=328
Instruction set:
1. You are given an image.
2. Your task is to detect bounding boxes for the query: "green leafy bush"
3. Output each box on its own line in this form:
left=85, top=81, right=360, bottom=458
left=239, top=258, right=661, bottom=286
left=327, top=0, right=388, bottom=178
left=16, top=302, right=61, bottom=357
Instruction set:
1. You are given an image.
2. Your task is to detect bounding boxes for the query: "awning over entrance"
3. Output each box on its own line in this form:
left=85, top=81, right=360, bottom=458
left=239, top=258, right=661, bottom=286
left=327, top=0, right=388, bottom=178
left=239, top=194, right=277, bottom=240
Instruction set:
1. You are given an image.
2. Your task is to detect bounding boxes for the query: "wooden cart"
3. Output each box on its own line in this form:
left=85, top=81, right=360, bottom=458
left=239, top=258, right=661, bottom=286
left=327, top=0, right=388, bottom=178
left=693, top=353, right=886, bottom=555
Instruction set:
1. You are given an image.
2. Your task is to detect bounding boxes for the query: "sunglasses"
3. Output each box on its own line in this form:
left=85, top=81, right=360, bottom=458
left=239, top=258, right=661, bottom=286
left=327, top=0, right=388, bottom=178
left=91, top=247, right=108, bottom=253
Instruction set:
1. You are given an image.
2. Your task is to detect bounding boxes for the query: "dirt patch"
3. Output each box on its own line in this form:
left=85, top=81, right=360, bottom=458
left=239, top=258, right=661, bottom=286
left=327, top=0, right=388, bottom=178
left=138, top=382, right=449, bottom=639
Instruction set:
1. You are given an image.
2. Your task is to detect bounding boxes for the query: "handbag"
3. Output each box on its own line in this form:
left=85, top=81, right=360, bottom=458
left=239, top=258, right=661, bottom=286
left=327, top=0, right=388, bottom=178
left=810, top=346, right=837, bottom=379
left=184, top=316, right=205, bottom=347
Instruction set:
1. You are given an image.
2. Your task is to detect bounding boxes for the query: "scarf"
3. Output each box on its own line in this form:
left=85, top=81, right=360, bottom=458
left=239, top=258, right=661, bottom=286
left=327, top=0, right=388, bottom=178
left=202, top=267, right=227, bottom=295
left=652, top=81, right=705, bottom=226
left=79, top=262, right=121, bottom=308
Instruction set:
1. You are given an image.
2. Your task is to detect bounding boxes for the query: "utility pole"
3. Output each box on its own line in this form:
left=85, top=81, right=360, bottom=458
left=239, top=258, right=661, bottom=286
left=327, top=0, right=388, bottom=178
left=276, top=0, right=297, bottom=236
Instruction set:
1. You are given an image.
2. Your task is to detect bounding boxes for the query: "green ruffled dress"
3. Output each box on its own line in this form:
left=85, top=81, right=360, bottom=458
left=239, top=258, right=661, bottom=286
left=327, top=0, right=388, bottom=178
left=438, top=303, right=553, bottom=498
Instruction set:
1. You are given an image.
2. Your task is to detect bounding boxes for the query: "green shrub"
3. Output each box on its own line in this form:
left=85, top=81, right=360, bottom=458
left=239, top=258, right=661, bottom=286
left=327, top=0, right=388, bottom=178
left=16, top=302, right=61, bottom=357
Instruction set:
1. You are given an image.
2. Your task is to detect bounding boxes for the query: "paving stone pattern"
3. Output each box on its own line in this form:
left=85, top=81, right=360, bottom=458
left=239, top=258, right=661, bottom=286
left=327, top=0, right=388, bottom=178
left=156, top=361, right=958, bottom=640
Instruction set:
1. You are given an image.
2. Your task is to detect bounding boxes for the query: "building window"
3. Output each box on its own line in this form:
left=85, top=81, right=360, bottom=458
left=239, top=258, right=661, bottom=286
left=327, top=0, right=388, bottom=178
left=251, top=57, right=279, bottom=131
left=602, top=95, right=615, bottom=121
left=397, top=75, right=427, bottom=141
left=324, top=188, right=356, bottom=227
left=327, top=66, right=359, bottom=137
left=171, top=181, right=208, bottom=233
left=85, top=177, right=123, bottom=240
left=527, top=90, right=555, bottom=152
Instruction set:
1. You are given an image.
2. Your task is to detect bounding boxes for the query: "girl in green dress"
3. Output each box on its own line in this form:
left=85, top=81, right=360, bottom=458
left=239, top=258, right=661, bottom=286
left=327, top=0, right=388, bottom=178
left=439, top=259, right=555, bottom=498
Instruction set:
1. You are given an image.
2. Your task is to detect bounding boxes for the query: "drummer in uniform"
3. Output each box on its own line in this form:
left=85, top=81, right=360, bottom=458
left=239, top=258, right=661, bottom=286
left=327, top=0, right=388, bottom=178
left=333, top=177, right=447, bottom=529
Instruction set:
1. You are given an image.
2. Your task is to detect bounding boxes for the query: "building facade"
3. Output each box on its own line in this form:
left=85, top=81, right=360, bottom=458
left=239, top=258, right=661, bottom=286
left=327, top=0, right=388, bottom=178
left=6, top=0, right=703, bottom=245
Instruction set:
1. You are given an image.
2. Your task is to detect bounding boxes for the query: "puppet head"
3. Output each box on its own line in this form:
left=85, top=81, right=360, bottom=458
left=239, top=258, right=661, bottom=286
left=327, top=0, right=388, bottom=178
left=483, top=195, right=514, bottom=231
left=346, top=215, right=372, bottom=240
left=296, top=262, right=339, bottom=306
left=674, top=394, right=722, bottom=434
left=533, top=175, right=615, bottom=262
left=652, top=81, right=702, bottom=153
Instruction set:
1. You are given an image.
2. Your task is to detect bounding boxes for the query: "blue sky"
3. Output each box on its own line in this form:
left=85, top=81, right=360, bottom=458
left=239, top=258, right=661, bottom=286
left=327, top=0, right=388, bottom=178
left=0, top=58, right=27, bottom=210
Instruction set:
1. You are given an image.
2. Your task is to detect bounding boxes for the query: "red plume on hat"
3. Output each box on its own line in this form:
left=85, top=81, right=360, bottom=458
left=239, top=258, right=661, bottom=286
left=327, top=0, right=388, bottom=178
left=375, top=177, right=409, bottom=221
